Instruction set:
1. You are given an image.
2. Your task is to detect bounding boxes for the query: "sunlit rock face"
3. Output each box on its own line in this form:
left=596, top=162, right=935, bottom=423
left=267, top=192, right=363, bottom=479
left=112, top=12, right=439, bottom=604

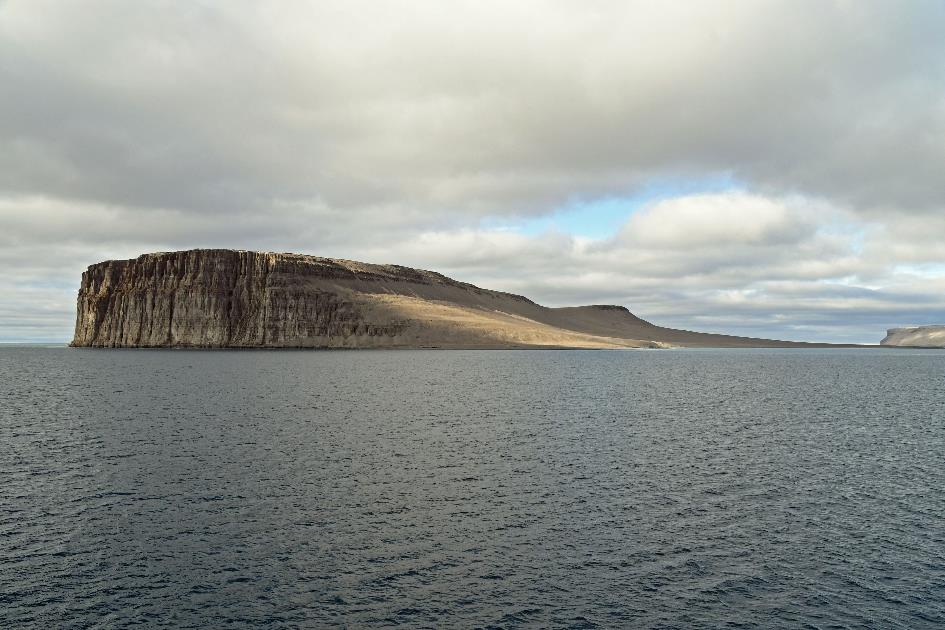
left=880, top=326, right=945, bottom=348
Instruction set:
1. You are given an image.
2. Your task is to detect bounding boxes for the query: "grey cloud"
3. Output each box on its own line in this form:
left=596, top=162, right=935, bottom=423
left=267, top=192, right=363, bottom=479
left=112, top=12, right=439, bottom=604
left=1, top=1, right=944, bottom=343
left=2, top=1, right=944, bottom=217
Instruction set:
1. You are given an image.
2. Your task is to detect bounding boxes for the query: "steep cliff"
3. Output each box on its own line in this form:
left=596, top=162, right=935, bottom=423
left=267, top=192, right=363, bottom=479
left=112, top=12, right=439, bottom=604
left=75, top=251, right=395, bottom=347
left=71, top=249, right=840, bottom=349
left=880, top=326, right=945, bottom=348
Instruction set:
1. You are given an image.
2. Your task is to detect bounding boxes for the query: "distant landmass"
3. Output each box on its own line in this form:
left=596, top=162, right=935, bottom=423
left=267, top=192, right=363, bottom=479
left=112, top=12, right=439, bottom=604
left=71, top=249, right=850, bottom=349
left=880, top=326, right=945, bottom=348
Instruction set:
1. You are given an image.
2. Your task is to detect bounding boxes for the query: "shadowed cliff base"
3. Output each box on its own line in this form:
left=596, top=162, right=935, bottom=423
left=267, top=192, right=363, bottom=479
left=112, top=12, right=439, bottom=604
left=70, top=249, right=858, bottom=349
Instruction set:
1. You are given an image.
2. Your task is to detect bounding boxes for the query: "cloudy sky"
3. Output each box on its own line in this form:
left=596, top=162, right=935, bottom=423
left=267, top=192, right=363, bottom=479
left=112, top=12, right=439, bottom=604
left=2, top=0, right=944, bottom=343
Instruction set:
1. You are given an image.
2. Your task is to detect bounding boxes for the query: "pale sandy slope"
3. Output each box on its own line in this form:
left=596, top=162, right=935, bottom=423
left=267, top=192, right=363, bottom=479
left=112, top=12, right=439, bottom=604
left=306, top=262, right=845, bottom=348
left=352, top=294, right=666, bottom=349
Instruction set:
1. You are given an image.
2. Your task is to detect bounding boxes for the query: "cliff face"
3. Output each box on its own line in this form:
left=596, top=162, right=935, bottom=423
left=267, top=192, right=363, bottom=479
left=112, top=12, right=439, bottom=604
left=73, top=250, right=408, bottom=347
left=71, top=249, right=845, bottom=349
left=880, top=326, right=945, bottom=348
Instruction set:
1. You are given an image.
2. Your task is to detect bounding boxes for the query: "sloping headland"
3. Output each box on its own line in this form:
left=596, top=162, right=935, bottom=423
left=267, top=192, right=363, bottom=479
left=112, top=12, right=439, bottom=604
left=880, top=326, right=945, bottom=348
left=71, top=249, right=849, bottom=349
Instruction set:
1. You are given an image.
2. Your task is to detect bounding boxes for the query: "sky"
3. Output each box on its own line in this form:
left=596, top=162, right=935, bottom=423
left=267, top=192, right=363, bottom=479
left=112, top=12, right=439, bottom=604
left=2, top=0, right=944, bottom=344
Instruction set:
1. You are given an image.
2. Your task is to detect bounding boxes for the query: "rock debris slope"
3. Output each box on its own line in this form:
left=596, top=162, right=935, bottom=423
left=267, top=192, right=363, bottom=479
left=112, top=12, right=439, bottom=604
left=71, top=249, right=836, bottom=349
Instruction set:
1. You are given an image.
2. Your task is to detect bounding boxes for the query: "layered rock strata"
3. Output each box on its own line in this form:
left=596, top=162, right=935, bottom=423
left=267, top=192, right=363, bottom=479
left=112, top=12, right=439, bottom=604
left=71, top=249, right=841, bottom=349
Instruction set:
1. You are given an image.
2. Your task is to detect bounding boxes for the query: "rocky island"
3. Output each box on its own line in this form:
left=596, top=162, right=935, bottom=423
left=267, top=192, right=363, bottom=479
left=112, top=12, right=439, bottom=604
left=71, top=249, right=842, bottom=349
left=880, top=326, right=945, bottom=348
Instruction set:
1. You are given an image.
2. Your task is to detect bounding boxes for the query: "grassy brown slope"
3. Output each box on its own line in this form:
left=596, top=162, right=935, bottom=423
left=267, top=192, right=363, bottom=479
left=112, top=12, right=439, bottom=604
left=300, top=264, right=847, bottom=348
left=350, top=293, right=664, bottom=349
left=304, top=272, right=847, bottom=349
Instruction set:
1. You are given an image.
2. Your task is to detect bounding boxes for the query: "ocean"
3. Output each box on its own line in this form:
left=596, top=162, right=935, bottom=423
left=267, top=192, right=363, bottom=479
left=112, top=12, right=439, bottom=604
left=2, top=347, right=944, bottom=628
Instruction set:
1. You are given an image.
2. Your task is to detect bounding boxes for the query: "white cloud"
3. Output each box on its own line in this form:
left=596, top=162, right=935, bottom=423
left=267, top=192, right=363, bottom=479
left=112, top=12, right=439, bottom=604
left=618, top=193, right=815, bottom=248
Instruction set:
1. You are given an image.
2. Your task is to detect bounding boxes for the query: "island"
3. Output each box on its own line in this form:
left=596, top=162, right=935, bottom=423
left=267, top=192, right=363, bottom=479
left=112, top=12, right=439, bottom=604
left=71, top=249, right=847, bottom=349
left=880, top=326, right=945, bottom=348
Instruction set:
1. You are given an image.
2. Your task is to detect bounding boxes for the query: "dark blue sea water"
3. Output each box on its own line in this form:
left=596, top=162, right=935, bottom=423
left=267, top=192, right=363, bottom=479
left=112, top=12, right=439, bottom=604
left=1, top=347, right=944, bottom=628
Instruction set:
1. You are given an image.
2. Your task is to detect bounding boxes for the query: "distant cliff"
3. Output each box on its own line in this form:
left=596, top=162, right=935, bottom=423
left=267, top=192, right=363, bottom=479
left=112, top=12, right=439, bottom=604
left=880, top=326, right=945, bottom=348
left=71, top=249, right=840, bottom=349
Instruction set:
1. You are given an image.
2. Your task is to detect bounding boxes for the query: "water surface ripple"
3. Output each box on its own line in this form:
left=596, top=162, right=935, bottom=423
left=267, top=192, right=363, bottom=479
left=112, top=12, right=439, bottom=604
left=1, top=348, right=944, bottom=628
